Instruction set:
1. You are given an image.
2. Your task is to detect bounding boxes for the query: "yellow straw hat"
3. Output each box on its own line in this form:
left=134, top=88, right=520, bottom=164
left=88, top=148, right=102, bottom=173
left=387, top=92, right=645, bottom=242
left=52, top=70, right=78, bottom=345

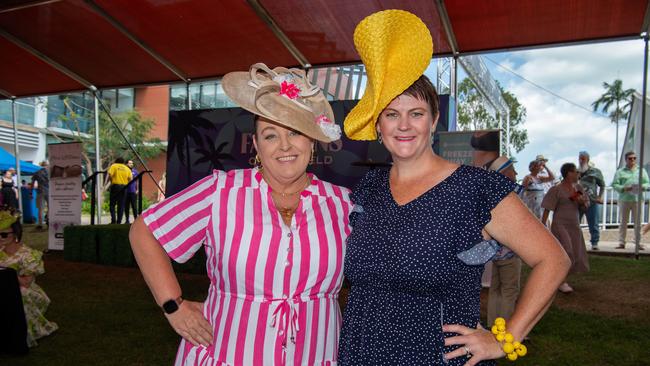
left=344, top=9, right=434, bottom=141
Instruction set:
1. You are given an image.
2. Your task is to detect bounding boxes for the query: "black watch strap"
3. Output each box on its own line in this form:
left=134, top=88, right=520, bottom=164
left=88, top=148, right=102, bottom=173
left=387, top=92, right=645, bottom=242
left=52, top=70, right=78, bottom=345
left=162, top=296, right=183, bottom=314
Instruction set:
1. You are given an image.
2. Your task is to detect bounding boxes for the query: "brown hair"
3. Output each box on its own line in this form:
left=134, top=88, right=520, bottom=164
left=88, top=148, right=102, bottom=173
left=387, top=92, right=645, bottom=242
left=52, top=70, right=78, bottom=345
left=401, top=75, right=440, bottom=116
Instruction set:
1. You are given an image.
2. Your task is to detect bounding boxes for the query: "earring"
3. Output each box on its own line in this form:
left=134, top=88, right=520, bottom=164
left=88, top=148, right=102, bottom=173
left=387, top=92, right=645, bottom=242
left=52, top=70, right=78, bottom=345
left=377, top=132, right=383, bottom=145
left=310, top=144, right=316, bottom=165
left=255, top=154, right=263, bottom=170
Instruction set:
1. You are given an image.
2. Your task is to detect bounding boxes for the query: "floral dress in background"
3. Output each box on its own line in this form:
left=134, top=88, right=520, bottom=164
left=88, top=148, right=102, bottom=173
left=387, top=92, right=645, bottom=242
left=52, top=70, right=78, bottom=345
left=0, top=245, right=58, bottom=347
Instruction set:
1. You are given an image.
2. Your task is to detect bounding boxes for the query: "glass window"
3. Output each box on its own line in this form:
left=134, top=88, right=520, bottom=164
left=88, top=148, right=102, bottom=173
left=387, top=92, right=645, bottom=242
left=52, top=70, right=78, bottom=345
left=98, top=88, right=134, bottom=113
left=169, top=80, right=237, bottom=111
left=169, top=85, right=187, bottom=111
left=0, top=98, right=36, bottom=126
left=200, top=83, right=217, bottom=109
left=47, top=93, right=93, bottom=133
left=0, top=100, right=11, bottom=122
left=215, top=82, right=236, bottom=108
left=189, top=84, right=201, bottom=110
left=116, top=88, right=135, bottom=113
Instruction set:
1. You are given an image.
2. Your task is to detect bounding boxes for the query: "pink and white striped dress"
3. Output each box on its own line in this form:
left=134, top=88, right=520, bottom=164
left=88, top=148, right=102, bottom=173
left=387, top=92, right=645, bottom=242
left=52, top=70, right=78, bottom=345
left=142, top=168, right=352, bottom=366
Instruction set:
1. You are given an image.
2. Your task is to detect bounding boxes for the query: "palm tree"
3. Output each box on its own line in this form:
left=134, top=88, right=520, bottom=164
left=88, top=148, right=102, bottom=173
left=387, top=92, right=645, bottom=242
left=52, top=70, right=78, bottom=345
left=592, top=79, right=635, bottom=167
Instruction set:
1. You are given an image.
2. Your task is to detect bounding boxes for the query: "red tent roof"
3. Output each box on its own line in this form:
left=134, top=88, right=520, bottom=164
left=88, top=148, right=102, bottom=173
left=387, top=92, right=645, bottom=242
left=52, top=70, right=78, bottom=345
left=0, top=0, right=647, bottom=98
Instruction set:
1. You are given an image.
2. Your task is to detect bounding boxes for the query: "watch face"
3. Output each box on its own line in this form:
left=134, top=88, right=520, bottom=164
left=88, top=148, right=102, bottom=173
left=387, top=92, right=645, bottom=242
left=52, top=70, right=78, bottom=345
left=163, top=299, right=179, bottom=314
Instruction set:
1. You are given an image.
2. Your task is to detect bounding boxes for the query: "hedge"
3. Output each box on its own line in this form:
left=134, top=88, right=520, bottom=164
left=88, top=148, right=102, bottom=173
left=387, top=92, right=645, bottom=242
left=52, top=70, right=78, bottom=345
left=63, top=224, right=206, bottom=274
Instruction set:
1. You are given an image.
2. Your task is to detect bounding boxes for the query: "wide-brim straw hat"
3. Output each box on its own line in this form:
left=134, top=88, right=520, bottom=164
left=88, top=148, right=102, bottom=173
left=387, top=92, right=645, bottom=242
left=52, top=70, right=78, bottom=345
left=344, top=9, right=434, bottom=141
left=222, top=63, right=341, bottom=143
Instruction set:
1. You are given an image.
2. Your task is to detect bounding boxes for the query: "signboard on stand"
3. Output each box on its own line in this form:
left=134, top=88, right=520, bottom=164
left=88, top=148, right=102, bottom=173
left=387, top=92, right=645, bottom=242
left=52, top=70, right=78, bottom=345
left=47, top=142, right=83, bottom=251
left=438, top=130, right=501, bottom=167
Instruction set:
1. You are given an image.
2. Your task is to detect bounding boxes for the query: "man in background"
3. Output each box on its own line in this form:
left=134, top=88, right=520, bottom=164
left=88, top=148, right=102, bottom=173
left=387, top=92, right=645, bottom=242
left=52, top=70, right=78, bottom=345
left=105, top=157, right=132, bottom=224
left=31, top=161, right=49, bottom=230
left=612, top=151, right=649, bottom=250
left=123, top=160, right=139, bottom=224
left=486, top=156, right=522, bottom=325
left=578, top=151, right=605, bottom=250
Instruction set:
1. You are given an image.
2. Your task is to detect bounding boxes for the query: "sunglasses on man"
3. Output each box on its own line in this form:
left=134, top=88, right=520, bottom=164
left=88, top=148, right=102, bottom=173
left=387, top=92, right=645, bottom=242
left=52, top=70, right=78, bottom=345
left=628, top=157, right=637, bottom=161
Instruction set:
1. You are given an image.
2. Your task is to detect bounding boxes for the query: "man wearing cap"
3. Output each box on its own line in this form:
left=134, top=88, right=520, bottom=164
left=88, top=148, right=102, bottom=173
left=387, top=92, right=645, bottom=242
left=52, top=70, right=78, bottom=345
left=612, top=151, right=649, bottom=250
left=578, top=151, right=605, bottom=250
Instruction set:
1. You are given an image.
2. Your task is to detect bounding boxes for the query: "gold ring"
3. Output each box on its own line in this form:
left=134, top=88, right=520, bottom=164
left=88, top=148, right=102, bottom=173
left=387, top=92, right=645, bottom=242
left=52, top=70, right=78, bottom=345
left=464, top=346, right=472, bottom=357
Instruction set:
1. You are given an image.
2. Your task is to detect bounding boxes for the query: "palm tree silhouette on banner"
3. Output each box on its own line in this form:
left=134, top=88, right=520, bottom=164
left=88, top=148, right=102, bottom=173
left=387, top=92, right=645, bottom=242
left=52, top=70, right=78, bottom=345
left=168, top=115, right=215, bottom=177
left=194, top=135, right=234, bottom=173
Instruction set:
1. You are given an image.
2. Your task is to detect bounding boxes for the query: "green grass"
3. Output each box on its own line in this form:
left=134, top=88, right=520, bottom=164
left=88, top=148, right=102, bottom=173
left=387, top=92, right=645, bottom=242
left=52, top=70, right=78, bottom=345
left=2, top=227, right=649, bottom=365
left=515, top=309, right=650, bottom=366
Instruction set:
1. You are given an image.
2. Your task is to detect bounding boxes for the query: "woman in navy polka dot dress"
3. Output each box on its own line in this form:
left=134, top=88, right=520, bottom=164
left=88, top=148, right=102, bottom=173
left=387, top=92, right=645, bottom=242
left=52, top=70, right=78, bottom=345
left=339, top=10, right=571, bottom=365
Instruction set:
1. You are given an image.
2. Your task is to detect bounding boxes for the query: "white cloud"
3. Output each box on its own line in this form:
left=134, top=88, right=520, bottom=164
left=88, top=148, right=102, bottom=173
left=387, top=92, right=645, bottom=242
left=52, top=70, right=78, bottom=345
left=489, top=40, right=646, bottom=184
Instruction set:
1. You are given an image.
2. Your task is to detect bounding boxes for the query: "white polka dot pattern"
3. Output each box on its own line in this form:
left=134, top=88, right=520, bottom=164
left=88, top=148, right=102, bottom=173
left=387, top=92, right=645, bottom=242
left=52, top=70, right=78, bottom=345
left=339, top=165, right=516, bottom=365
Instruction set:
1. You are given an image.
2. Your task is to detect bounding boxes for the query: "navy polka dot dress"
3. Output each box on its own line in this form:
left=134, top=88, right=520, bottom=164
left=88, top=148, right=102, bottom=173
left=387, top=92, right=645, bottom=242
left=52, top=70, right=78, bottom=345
left=339, top=165, right=516, bottom=366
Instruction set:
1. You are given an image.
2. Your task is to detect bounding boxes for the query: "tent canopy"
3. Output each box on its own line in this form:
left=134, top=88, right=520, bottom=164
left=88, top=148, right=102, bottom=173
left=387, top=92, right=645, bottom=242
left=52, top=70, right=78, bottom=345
left=0, top=0, right=648, bottom=98
left=0, top=146, right=41, bottom=174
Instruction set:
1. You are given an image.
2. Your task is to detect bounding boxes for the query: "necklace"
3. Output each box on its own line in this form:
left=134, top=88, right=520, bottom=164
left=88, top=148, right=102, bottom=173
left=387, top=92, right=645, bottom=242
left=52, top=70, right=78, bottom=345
left=263, top=173, right=310, bottom=222
left=271, top=175, right=310, bottom=198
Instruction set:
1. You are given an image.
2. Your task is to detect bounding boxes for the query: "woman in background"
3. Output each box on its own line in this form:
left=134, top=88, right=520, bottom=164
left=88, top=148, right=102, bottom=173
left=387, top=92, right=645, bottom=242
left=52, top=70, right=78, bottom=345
left=522, top=160, right=555, bottom=219
left=0, top=206, right=58, bottom=346
left=542, top=163, right=590, bottom=293
left=1, top=170, right=18, bottom=209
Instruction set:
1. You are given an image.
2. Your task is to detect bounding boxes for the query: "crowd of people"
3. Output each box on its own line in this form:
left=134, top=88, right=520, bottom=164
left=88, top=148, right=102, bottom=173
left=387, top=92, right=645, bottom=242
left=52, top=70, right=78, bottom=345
left=0, top=162, right=49, bottom=229
left=520, top=151, right=648, bottom=250
left=496, top=149, right=648, bottom=298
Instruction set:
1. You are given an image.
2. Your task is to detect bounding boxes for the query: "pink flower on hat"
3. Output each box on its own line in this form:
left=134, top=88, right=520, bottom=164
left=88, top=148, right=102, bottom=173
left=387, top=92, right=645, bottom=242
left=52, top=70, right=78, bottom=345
left=279, top=81, right=301, bottom=99
left=316, top=114, right=341, bottom=140
left=316, top=114, right=333, bottom=125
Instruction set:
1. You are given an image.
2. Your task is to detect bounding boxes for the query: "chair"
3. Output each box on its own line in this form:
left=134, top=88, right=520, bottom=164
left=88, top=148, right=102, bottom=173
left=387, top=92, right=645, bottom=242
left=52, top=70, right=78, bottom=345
left=0, top=267, right=28, bottom=354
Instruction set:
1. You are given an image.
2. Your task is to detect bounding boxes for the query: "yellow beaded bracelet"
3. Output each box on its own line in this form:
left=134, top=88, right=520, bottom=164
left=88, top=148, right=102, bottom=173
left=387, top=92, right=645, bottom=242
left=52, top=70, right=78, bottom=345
left=491, top=317, right=527, bottom=361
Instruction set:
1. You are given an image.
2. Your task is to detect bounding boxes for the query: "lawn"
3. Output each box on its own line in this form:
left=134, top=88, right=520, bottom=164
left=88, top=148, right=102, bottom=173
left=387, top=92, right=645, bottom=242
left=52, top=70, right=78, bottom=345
left=2, top=226, right=649, bottom=365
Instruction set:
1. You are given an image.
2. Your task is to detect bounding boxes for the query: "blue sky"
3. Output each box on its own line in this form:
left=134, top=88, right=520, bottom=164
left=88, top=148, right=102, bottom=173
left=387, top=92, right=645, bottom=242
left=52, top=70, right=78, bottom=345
left=444, top=39, right=647, bottom=183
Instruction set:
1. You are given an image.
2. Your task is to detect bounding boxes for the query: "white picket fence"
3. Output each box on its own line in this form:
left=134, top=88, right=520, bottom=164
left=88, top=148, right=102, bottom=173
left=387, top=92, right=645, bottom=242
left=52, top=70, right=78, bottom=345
left=589, top=187, right=648, bottom=229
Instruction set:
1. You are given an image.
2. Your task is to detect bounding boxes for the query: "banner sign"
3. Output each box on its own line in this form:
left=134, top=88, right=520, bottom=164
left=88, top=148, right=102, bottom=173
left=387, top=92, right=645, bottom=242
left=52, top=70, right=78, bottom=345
left=621, top=92, right=650, bottom=172
left=48, top=142, right=83, bottom=251
left=438, top=130, right=501, bottom=167
left=166, top=98, right=454, bottom=195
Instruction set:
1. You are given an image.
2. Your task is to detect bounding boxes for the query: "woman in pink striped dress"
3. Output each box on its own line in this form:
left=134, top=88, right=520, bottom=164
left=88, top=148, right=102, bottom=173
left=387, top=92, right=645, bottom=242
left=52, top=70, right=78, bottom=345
left=129, top=63, right=351, bottom=365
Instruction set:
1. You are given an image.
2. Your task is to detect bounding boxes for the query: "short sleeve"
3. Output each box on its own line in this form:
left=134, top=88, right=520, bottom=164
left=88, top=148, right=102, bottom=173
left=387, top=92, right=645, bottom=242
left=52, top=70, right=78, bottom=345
left=476, top=168, right=517, bottom=228
left=142, top=171, right=218, bottom=263
left=20, top=247, right=44, bottom=276
left=480, top=169, right=517, bottom=211
left=349, top=169, right=382, bottom=228
left=541, top=186, right=558, bottom=211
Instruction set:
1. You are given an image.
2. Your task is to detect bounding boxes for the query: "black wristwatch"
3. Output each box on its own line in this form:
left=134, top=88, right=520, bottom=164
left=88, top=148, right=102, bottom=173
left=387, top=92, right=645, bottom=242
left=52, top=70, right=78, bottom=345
left=162, top=296, right=183, bottom=314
